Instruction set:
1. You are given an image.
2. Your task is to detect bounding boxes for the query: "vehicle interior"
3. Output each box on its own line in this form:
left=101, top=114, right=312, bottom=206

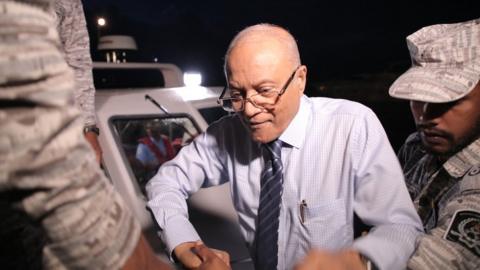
left=111, top=115, right=199, bottom=194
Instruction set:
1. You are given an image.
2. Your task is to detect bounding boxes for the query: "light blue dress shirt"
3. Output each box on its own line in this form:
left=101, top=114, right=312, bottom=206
left=147, top=95, right=423, bottom=270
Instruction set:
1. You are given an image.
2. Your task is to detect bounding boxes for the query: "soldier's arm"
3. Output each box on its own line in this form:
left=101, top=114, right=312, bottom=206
left=55, top=0, right=97, bottom=127
left=123, top=234, right=173, bottom=270
left=0, top=1, right=168, bottom=268
left=55, top=0, right=102, bottom=163
left=408, top=191, right=480, bottom=269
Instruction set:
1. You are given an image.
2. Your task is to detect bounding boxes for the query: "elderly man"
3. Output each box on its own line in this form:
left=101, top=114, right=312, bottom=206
left=147, top=23, right=423, bottom=270
left=389, top=18, right=480, bottom=269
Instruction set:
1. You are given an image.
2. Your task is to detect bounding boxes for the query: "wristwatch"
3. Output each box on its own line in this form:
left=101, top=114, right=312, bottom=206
left=83, top=125, right=100, bottom=135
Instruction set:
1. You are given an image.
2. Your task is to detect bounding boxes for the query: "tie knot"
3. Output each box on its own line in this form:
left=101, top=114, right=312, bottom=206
left=265, top=139, right=282, bottom=160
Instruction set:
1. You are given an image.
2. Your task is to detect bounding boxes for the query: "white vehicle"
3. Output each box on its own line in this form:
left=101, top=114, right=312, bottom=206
left=93, top=62, right=253, bottom=269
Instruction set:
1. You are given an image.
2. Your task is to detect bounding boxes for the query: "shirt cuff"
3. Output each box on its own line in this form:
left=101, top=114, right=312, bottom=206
left=161, top=215, right=201, bottom=260
left=351, top=225, right=421, bottom=270
left=352, top=243, right=379, bottom=270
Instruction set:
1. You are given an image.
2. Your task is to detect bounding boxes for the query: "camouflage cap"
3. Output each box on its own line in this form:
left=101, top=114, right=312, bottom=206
left=389, top=18, right=480, bottom=103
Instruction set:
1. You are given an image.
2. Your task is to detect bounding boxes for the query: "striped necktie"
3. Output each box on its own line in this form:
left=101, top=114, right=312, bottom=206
left=255, top=139, right=284, bottom=270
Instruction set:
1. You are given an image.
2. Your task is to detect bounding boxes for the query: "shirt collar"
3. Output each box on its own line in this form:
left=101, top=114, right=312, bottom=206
left=278, top=95, right=311, bottom=149
left=443, top=137, right=480, bottom=177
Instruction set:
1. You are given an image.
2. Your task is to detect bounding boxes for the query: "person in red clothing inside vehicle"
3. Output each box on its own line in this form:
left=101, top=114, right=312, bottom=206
left=136, top=121, right=176, bottom=176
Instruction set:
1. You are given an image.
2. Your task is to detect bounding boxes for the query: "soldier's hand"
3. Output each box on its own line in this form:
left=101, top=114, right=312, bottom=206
left=84, top=131, right=102, bottom=164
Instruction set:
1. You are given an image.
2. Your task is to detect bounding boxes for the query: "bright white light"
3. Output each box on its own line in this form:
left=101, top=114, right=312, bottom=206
left=183, top=72, right=202, bottom=86
left=177, top=87, right=209, bottom=101
left=97, top=17, right=106, bottom=27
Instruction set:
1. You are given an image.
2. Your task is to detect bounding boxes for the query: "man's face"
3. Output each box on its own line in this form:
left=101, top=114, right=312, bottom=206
left=226, top=40, right=306, bottom=143
left=410, top=83, right=480, bottom=156
left=147, top=125, right=163, bottom=140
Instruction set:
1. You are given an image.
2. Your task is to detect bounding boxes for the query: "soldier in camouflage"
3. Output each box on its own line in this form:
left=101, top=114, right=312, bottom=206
left=53, top=0, right=102, bottom=163
left=389, top=18, right=480, bottom=269
left=0, top=0, right=141, bottom=268
left=0, top=1, right=229, bottom=269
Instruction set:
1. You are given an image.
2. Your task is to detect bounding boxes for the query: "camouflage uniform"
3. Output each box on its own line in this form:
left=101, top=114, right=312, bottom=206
left=53, top=0, right=96, bottom=127
left=0, top=1, right=140, bottom=269
left=389, top=18, right=480, bottom=270
left=398, top=133, right=480, bottom=269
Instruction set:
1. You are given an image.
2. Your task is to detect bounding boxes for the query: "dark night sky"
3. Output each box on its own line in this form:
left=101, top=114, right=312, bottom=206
left=82, top=0, right=479, bottom=85
left=82, top=0, right=479, bottom=150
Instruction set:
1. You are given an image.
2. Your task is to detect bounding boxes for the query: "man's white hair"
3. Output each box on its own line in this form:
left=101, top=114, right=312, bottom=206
left=224, top=23, right=301, bottom=75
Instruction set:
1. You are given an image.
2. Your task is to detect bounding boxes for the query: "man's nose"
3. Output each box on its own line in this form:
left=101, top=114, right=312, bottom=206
left=420, top=102, right=429, bottom=121
left=243, top=98, right=262, bottom=116
left=411, top=101, right=429, bottom=121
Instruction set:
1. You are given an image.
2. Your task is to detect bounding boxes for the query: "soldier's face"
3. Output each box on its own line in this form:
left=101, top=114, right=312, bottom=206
left=410, top=83, right=480, bottom=156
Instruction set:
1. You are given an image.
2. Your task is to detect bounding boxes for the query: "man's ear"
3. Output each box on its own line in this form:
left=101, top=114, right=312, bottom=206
left=296, top=65, right=307, bottom=94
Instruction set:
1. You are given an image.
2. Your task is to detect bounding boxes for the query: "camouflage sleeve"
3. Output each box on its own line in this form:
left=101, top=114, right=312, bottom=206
left=55, top=0, right=96, bottom=127
left=397, top=132, right=419, bottom=168
left=397, top=132, right=423, bottom=198
left=407, top=171, right=480, bottom=269
left=0, top=1, right=140, bottom=269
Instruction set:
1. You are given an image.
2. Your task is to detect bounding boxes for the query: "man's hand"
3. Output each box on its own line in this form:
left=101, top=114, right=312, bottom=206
left=174, top=241, right=230, bottom=269
left=174, top=242, right=202, bottom=268
left=84, top=131, right=102, bottom=164
left=294, top=249, right=367, bottom=270
left=192, top=242, right=231, bottom=270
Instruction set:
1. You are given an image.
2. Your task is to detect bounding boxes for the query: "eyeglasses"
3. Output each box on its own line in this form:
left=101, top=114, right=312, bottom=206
left=217, top=66, right=300, bottom=112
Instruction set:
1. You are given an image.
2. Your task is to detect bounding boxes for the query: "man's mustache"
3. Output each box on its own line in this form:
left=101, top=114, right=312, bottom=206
left=416, top=122, right=452, bottom=139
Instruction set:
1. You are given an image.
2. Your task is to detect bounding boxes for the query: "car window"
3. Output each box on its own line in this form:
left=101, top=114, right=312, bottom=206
left=110, top=115, right=200, bottom=194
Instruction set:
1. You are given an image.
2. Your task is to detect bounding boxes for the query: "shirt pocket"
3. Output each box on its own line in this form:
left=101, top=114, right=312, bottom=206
left=297, top=198, right=349, bottom=250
